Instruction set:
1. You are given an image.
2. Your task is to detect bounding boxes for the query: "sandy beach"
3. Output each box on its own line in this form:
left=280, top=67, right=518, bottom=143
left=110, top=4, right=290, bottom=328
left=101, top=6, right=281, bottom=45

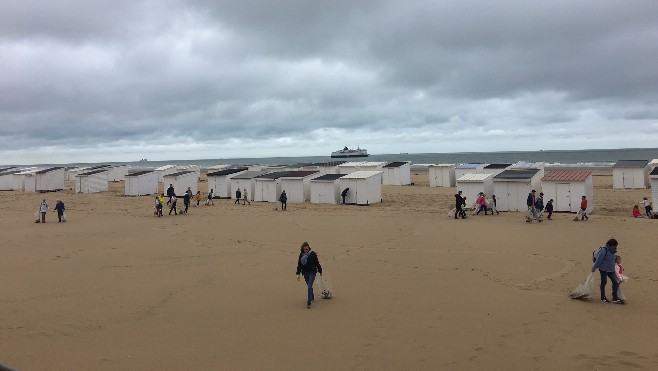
left=1, top=173, right=657, bottom=370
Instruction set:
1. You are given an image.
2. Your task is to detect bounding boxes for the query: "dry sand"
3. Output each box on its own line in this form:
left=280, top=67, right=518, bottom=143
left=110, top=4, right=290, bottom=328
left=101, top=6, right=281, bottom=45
left=1, top=173, right=658, bottom=370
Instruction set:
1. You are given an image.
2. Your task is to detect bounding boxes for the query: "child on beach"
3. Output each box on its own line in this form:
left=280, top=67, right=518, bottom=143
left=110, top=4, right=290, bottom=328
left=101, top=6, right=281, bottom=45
left=545, top=199, right=554, bottom=220
left=242, top=188, right=250, bottom=205
left=632, top=205, right=644, bottom=218
left=206, top=189, right=214, bottom=206
left=195, top=191, right=201, bottom=207
left=615, top=255, right=628, bottom=301
left=169, top=195, right=178, bottom=215
left=154, top=196, right=163, bottom=217
left=491, top=195, right=500, bottom=215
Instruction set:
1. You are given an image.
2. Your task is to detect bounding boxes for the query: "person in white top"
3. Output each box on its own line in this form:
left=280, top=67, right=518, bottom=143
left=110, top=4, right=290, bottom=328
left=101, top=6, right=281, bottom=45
left=641, top=197, right=653, bottom=218
left=242, top=188, right=250, bottom=205
left=38, top=199, right=49, bottom=223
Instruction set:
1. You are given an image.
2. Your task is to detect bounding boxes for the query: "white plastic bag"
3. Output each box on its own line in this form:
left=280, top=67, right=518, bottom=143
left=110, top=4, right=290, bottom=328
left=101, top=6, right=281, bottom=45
left=62, top=212, right=67, bottom=222
left=617, top=285, right=627, bottom=301
left=570, top=272, right=598, bottom=299
left=315, top=275, right=333, bottom=299
left=34, top=211, right=40, bottom=223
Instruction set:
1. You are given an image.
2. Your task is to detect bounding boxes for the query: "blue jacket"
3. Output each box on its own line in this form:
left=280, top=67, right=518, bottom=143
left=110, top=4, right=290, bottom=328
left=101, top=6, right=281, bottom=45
left=592, top=245, right=617, bottom=273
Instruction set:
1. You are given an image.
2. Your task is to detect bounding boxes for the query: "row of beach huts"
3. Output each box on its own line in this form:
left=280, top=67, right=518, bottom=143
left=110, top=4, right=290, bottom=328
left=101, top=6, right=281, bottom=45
left=428, top=159, right=658, bottom=213
left=2, top=159, right=658, bottom=209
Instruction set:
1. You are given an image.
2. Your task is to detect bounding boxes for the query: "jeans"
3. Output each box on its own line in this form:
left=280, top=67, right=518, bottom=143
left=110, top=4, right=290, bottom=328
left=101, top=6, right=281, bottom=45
left=41, top=212, right=46, bottom=223
left=303, top=272, right=317, bottom=304
left=600, top=270, right=619, bottom=301
left=57, top=210, right=63, bottom=222
left=281, top=202, right=286, bottom=210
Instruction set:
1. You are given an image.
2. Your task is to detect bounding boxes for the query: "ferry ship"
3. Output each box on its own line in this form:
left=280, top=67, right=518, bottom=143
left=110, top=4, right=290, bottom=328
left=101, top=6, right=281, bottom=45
left=330, top=146, right=370, bottom=158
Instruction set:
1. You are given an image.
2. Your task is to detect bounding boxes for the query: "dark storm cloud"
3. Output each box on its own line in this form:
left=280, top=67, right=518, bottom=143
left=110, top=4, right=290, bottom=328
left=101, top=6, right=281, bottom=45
left=0, top=0, right=657, bottom=163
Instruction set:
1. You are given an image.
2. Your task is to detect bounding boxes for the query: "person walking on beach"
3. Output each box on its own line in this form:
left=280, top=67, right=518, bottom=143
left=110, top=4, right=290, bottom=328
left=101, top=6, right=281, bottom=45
left=183, top=191, right=191, bottom=214
left=296, top=242, right=323, bottom=309
left=535, top=192, right=544, bottom=217
left=341, top=188, right=349, bottom=204
left=279, top=190, right=287, bottom=211
left=491, top=195, right=500, bottom=215
left=526, top=190, right=540, bottom=223
left=641, top=197, right=653, bottom=218
left=475, top=192, right=488, bottom=215
left=195, top=191, right=201, bottom=207
left=169, top=195, right=178, bottom=215
left=235, top=189, right=241, bottom=204
left=242, top=188, right=250, bottom=205
left=38, top=199, right=49, bottom=223
left=206, top=189, right=214, bottom=206
left=54, top=199, right=65, bottom=222
left=592, top=238, right=624, bottom=304
left=155, top=196, right=163, bottom=217
left=166, top=184, right=175, bottom=204
left=455, top=191, right=466, bottom=219
left=545, top=199, right=554, bottom=220
left=578, top=195, right=589, bottom=221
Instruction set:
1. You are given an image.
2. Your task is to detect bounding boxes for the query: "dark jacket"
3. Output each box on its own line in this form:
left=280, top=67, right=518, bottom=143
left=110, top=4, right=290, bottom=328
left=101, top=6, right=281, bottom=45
left=55, top=202, right=65, bottom=213
left=235, top=189, right=241, bottom=199
left=167, top=186, right=175, bottom=197
left=455, top=194, right=464, bottom=208
left=280, top=192, right=287, bottom=203
left=534, top=197, right=544, bottom=210
left=341, top=188, right=349, bottom=197
left=545, top=202, right=553, bottom=212
left=296, top=251, right=322, bottom=275
left=183, top=193, right=190, bottom=204
left=527, top=193, right=535, bottom=207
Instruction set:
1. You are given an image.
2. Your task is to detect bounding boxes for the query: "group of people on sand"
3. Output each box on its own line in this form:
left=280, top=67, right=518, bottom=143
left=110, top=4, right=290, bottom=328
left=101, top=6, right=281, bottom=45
left=632, top=197, right=653, bottom=218
left=155, top=184, right=208, bottom=217
left=525, top=190, right=558, bottom=223
left=35, top=199, right=66, bottom=223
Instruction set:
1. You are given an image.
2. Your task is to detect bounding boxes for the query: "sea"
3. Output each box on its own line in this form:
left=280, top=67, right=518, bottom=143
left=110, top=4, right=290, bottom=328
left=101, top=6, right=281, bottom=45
left=29, top=148, right=658, bottom=169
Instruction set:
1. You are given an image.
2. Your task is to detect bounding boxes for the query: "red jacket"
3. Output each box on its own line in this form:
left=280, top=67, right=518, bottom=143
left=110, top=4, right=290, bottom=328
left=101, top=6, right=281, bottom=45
left=581, top=198, right=588, bottom=209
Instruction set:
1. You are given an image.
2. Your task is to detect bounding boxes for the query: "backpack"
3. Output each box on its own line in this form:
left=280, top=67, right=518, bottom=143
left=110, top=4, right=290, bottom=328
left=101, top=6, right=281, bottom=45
left=592, top=247, right=607, bottom=263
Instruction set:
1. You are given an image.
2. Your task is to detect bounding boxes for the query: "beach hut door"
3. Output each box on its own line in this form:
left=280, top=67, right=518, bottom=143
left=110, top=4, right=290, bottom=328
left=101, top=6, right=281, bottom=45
left=623, top=172, right=634, bottom=188
left=556, top=183, right=571, bottom=211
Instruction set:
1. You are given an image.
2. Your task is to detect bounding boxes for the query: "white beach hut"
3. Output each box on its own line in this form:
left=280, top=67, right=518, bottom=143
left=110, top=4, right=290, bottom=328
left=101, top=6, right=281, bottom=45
left=280, top=170, right=320, bottom=203
left=230, top=171, right=264, bottom=201
left=455, top=164, right=486, bottom=180
left=612, top=160, right=649, bottom=189
left=124, top=170, right=158, bottom=196
left=339, top=171, right=383, bottom=205
left=75, top=168, right=109, bottom=193
left=206, top=168, right=248, bottom=199
left=337, top=161, right=363, bottom=174
left=428, top=164, right=456, bottom=187
left=176, top=165, right=201, bottom=181
left=107, top=165, right=130, bottom=182
left=163, top=171, right=197, bottom=195
left=310, top=174, right=344, bottom=204
left=155, top=165, right=177, bottom=184
left=65, top=167, right=89, bottom=181
left=253, top=171, right=288, bottom=202
left=456, top=173, right=494, bottom=209
left=13, top=169, right=38, bottom=192
left=381, top=161, right=411, bottom=186
left=0, top=168, right=18, bottom=191
left=493, top=169, right=542, bottom=212
left=35, top=167, right=66, bottom=192
left=650, top=168, right=658, bottom=208
left=541, top=170, right=594, bottom=213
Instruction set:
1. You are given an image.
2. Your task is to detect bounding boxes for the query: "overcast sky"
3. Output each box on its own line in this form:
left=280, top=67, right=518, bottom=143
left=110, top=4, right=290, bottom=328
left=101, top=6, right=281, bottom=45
left=1, top=0, right=657, bottom=164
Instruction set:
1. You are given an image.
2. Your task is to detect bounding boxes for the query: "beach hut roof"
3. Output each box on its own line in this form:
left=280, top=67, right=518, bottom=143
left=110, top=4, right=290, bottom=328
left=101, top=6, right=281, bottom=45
left=311, top=174, right=344, bottom=181
left=207, top=167, right=248, bottom=177
left=78, top=168, right=109, bottom=176
left=88, top=164, right=112, bottom=170
left=341, top=171, right=383, bottom=179
left=383, top=161, right=410, bottom=168
left=483, top=163, right=511, bottom=169
left=155, top=164, right=176, bottom=171
left=0, top=166, right=17, bottom=172
left=0, top=170, right=16, bottom=176
left=494, top=169, right=539, bottom=180
left=358, top=161, right=388, bottom=167
left=281, top=170, right=319, bottom=178
left=308, top=161, right=347, bottom=167
left=35, top=166, right=64, bottom=174
left=650, top=167, right=658, bottom=176
left=255, top=171, right=290, bottom=180
left=456, top=163, right=484, bottom=169
left=164, top=171, right=195, bottom=178
left=649, top=159, right=658, bottom=165
left=231, top=171, right=265, bottom=179
left=542, top=170, right=592, bottom=182
left=613, top=160, right=648, bottom=168
left=429, top=163, right=455, bottom=168
left=125, top=170, right=154, bottom=177
left=457, top=173, right=492, bottom=182
left=510, top=161, right=544, bottom=169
